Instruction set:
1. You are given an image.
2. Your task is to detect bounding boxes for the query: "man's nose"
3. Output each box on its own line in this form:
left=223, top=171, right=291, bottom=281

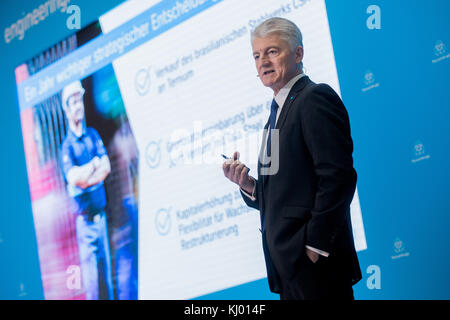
left=259, top=56, right=271, bottom=69
left=261, top=53, right=271, bottom=63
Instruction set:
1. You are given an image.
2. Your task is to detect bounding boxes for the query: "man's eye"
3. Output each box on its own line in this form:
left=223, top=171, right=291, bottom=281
left=254, top=55, right=260, bottom=60
left=268, top=50, right=278, bottom=55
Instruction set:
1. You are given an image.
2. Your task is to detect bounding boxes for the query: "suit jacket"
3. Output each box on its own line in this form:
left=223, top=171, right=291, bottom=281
left=241, top=76, right=362, bottom=294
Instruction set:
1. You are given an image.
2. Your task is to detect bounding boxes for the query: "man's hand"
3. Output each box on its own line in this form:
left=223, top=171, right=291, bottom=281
left=86, top=155, right=111, bottom=186
left=222, top=151, right=255, bottom=194
left=66, top=160, right=96, bottom=189
left=92, top=156, right=101, bottom=169
left=306, top=247, right=320, bottom=264
left=67, top=156, right=110, bottom=190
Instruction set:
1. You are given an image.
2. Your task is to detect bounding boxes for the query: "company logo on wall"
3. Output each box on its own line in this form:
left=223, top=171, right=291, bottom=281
left=391, top=237, right=410, bottom=260
left=411, top=140, right=431, bottom=163
left=18, top=283, right=28, bottom=297
left=432, top=40, right=450, bottom=64
left=3, top=2, right=81, bottom=44
left=364, top=71, right=374, bottom=85
left=434, top=40, right=446, bottom=56
left=362, top=70, right=380, bottom=92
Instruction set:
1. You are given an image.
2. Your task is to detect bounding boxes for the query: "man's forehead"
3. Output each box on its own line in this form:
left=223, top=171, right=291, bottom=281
left=67, top=92, right=83, bottom=107
left=68, top=92, right=82, bottom=100
left=252, top=34, right=288, bottom=51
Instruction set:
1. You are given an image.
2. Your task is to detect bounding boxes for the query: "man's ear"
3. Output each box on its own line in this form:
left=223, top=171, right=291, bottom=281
left=295, top=46, right=304, bottom=64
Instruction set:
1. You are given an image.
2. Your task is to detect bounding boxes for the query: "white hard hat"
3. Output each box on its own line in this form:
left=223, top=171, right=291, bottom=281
left=61, top=80, right=85, bottom=110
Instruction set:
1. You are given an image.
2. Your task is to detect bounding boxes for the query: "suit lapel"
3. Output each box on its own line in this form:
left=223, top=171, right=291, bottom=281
left=275, top=75, right=311, bottom=131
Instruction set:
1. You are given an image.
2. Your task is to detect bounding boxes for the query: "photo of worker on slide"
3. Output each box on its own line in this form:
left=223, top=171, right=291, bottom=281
left=59, top=65, right=140, bottom=300
left=60, top=80, right=114, bottom=300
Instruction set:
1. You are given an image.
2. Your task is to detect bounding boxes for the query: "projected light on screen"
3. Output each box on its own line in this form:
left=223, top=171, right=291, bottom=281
left=14, top=0, right=366, bottom=299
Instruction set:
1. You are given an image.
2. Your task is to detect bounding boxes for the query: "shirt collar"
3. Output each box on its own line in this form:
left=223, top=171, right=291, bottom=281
left=274, top=73, right=306, bottom=109
left=68, top=124, right=86, bottom=140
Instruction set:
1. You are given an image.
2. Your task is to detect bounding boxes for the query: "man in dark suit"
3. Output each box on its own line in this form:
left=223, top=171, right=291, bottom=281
left=222, top=17, right=361, bottom=300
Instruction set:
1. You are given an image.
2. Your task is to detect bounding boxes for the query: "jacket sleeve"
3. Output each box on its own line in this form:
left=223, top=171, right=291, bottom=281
left=300, top=84, right=357, bottom=253
left=240, top=177, right=260, bottom=211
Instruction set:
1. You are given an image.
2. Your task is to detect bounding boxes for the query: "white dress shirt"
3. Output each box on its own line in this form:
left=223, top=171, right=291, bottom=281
left=240, top=73, right=329, bottom=258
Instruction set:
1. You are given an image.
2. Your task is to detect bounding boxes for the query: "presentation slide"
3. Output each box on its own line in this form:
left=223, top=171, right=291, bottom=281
left=14, top=0, right=366, bottom=299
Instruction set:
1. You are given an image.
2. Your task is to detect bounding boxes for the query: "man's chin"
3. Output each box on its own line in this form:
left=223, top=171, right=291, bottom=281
left=260, top=76, right=277, bottom=86
left=261, top=79, right=275, bottom=88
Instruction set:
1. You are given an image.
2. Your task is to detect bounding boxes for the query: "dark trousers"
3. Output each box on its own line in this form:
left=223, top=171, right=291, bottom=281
left=279, top=250, right=355, bottom=300
left=76, top=211, right=114, bottom=300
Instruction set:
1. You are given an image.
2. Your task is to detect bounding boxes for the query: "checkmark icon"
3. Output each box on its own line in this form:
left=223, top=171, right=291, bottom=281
left=155, top=208, right=171, bottom=236
left=146, top=141, right=161, bottom=169
left=135, top=67, right=151, bottom=96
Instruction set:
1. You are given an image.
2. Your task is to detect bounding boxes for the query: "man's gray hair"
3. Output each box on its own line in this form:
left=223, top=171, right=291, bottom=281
left=251, top=17, right=303, bottom=52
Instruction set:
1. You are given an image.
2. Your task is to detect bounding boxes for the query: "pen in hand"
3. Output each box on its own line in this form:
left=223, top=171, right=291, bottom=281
left=221, top=154, right=250, bottom=172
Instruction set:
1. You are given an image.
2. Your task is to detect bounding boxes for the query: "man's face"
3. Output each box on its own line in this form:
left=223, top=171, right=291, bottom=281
left=66, top=92, right=85, bottom=123
left=252, top=34, right=303, bottom=94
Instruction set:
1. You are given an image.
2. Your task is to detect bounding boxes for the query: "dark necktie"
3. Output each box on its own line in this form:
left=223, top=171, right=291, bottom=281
left=266, top=99, right=279, bottom=157
left=260, top=99, right=279, bottom=234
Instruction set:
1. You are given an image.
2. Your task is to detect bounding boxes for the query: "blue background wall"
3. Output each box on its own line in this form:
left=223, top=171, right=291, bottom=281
left=1, top=0, right=449, bottom=299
